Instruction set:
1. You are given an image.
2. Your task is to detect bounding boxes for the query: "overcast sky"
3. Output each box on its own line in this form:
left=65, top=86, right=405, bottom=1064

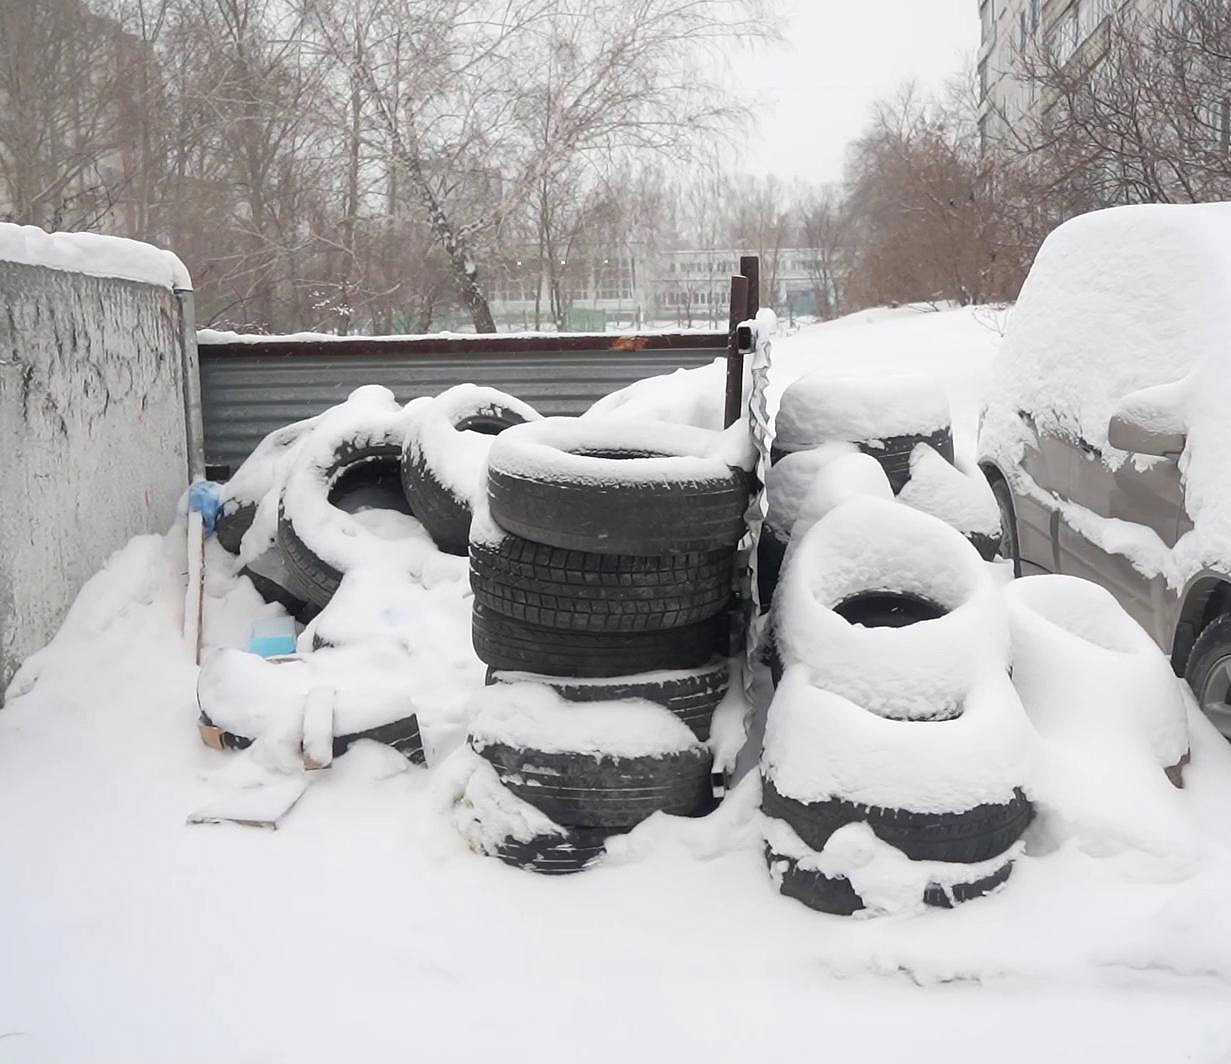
left=738, top=0, right=981, bottom=184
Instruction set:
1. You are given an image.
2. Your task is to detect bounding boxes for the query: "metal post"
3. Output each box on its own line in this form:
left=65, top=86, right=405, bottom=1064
left=740, top=255, right=760, bottom=319
left=724, top=274, right=750, bottom=428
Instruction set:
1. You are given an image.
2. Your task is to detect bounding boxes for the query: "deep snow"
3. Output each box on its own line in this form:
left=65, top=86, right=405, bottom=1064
left=5, top=306, right=1231, bottom=1062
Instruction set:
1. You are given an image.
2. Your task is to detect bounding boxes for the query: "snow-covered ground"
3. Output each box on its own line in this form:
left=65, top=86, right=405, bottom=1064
left=5, top=305, right=1231, bottom=1063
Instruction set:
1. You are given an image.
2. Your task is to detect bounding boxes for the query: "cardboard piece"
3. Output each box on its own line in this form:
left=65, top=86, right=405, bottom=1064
left=187, top=774, right=309, bottom=830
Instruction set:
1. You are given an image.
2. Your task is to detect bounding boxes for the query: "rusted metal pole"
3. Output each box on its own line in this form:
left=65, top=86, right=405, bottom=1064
left=724, top=273, right=750, bottom=427
left=740, top=255, right=760, bottom=319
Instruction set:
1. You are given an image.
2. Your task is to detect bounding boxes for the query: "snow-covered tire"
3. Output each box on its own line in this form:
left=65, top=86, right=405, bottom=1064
left=473, top=740, right=713, bottom=828
left=216, top=500, right=258, bottom=555
left=494, top=826, right=615, bottom=875
left=486, top=659, right=729, bottom=741
left=401, top=386, right=540, bottom=556
left=773, top=497, right=1006, bottom=721
left=967, top=532, right=1000, bottom=562
left=767, top=846, right=1014, bottom=915
left=486, top=417, right=750, bottom=555
left=761, top=778, right=1032, bottom=864
left=757, top=525, right=789, bottom=609
left=772, top=374, right=953, bottom=492
left=470, top=533, right=734, bottom=633
left=239, top=547, right=318, bottom=624
left=471, top=601, right=726, bottom=677
left=277, top=431, right=415, bottom=609
left=197, top=708, right=425, bottom=763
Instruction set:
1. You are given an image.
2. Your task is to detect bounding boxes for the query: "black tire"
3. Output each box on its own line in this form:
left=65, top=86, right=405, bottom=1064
left=767, top=846, right=1014, bottom=915
left=473, top=739, right=713, bottom=828
left=757, top=525, right=789, bottom=611
left=486, top=659, right=729, bottom=741
left=493, top=826, right=616, bottom=875
left=771, top=430, right=954, bottom=495
left=402, top=392, right=535, bottom=556
left=197, top=709, right=425, bottom=764
left=276, top=438, right=410, bottom=608
left=988, top=473, right=1021, bottom=576
left=239, top=547, right=319, bottom=625
left=470, top=534, right=734, bottom=633
left=967, top=530, right=1001, bottom=563
left=215, top=499, right=258, bottom=555
left=1185, top=613, right=1231, bottom=738
left=471, top=601, right=727, bottom=677
left=487, top=443, right=749, bottom=555
left=762, top=778, right=1032, bottom=864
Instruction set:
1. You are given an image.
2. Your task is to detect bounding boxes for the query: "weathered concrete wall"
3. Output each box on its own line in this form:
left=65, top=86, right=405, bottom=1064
left=0, top=261, right=190, bottom=696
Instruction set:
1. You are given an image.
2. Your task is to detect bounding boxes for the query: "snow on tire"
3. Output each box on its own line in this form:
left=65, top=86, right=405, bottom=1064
left=773, top=496, right=1007, bottom=721
left=772, top=374, right=954, bottom=492
left=486, top=416, right=752, bottom=555
left=276, top=395, right=446, bottom=609
left=897, top=445, right=1002, bottom=562
left=470, top=530, right=734, bottom=634
left=468, top=683, right=713, bottom=828
left=401, top=385, right=541, bottom=556
left=471, top=601, right=726, bottom=677
left=486, top=658, right=729, bottom=741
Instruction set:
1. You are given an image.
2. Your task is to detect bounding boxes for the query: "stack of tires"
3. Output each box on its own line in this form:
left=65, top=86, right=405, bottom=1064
left=761, top=496, right=1034, bottom=915
left=760, top=373, right=1001, bottom=608
left=464, top=416, right=753, bottom=873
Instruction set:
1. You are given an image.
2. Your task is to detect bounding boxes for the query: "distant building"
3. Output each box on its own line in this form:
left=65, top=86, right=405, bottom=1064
left=488, top=247, right=826, bottom=330
left=976, top=0, right=1156, bottom=147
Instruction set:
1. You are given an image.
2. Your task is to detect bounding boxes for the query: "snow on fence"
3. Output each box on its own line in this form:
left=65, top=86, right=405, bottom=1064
left=0, top=227, right=199, bottom=697
left=197, top=330, right=729, bottom=475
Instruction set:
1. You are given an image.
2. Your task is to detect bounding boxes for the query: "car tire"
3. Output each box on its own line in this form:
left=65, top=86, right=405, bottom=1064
left=1184, top=613, right=1231, bottom=738
left=767, top=846, right=1014, bottom=915
left=277, top=437, right=410, bottom=608
left=402, top=388, right=538, bottom=556
left=486, top=419, right=750, bottom=555
left=486, top=659, right=729, bottom=741
left=470, top=533, right=734, bottom=633
left=757, top=525, right=789, bottom=610
left=471, top=601, right=727, bottom=677
left=494, top=825, right=616, bottom=875
left=197, top=708, right=425, bottom=763
left=473, top=739, right=714, bottom=828
left=215, top=500, right=258, bottom=555
left=988, top=474, right=1021, bottom=576
left=770, top=428, right=955, bottom=489
left=761, top=778, right=1032, bottom=864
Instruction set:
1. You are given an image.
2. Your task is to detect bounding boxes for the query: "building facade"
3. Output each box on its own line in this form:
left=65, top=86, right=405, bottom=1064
left=977, top=0, right=1153, bottom=146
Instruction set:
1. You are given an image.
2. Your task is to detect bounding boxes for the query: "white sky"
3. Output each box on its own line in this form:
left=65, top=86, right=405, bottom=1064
left=737, top=0, right=981, bottom=184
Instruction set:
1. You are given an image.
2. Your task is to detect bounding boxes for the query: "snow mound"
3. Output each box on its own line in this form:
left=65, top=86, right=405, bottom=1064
left=898, top=444, right=1000, bottom=537
left=775, top=372, right=950, bottom=454
left=219, top=414, right=320, bottom=526
left=468, top=682, right=701, bottom=758
left=774, top=496, right=1007, bottom=720
left=411, top=384, right=541, bottom=506
left=0, top=221, right=191, bottom=289
left=1005, top=575, right=1194, bottom=855
left=790, top=452, right=894, bottom=538
left=763, top=442, right=858, bottom=534
left=762, top=665, right=1034, bottom=812
left=488, top=415, right=753, bottom=487
left=586, top=358, right=744, bottom=431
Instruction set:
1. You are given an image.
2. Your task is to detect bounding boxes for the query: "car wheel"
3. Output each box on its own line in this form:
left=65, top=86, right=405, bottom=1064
left=989, top=474, right=1021, bottom=577
left=1185, top=614, right=1231, bottom=738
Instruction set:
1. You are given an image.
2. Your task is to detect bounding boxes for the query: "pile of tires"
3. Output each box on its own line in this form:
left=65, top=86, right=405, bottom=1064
left=760, top=374, right=1001, bottom=607
left=761, top=496, right=1035, bottom=915
left=464, top=416, right=753, bottom=872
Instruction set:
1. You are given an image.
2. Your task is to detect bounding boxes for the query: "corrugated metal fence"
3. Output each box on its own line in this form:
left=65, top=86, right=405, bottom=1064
left=198, top=332, right=727, bottom=474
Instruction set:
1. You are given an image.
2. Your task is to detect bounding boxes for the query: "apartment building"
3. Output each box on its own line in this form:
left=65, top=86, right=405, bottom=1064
left=977, top=0, right=1155, bottom=145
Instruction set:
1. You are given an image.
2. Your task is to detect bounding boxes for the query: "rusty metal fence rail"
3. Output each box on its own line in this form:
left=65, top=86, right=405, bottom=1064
left=197, top=331, right=728, bottom=475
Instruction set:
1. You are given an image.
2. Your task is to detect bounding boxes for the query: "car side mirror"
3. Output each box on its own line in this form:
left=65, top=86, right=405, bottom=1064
left=1107, top=381, right=1188, bottom=457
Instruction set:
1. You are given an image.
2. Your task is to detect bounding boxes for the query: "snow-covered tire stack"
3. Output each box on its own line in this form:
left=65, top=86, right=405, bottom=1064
left=761, top=497, right=1035, bottom=915
left=772, top=373, right=954, bottom=491
left=462, top=417, right=752, bottom=873
left=399, top=384, right=541, bottom=556
left=458, top=683, right=715, bottom=874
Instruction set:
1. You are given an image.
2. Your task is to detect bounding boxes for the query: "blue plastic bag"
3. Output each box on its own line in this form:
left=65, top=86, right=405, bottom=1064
left=188, top=480, right=223, bottom=536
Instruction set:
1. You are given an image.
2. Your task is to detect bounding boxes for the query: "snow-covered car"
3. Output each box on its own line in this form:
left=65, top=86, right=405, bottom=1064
left=979, top=203, right=1231, bottom=736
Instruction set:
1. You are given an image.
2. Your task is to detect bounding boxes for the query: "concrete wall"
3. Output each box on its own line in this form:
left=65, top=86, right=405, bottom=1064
left=0, top=261, right=191, bottom=696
